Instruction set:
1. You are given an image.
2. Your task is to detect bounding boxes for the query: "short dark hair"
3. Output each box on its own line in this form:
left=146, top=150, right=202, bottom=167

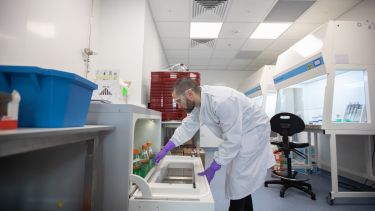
left=173, top=77, right=199, bottom=95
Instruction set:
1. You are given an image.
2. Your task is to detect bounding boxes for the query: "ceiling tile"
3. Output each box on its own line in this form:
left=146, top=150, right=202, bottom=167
left=246, top=65, right=262, bottom=71
left=215, top=38, right=247, bottom=50
left=219, top=22, right=258, bottom=38
left=256, top=50, right=282, bottom=62
left=209, top=58, right=232, bottom=66
left=149, top=0, right=190, bottom=22
left=226, top=0, right=277, bottom=22
left=264, top=0, right=316, bottom=22
left=168, top=57, right=189, bottom=65
left=162, top=38, right=189, bottom=49
left=278, top=23, right=321, bottom=39
left=188, top=65, right=208, bottom=71
left=227, top=65, right=248, bottom=71
left=208, top=65, right=228, bottom=71
left=251, top=57, right=277, bottom=67
left=165, top=49, right=189, bottom=58
left=296, top=0, right=361, bottom=24
left=157, top=22, right=189, bottom=38
left=229, top=59, right=252, bottom=66
left=189, top=58, right=210, bottom=66
left=211, top=50, right=238, bottom=58
left=266, top=39, right=297, bottom=51
left=204, top=69, right=228, bottom=72
left=189, top=49, right=213, bottom=58
left=246, top=64, right=264, bottom=71
left=242, top=39, right=274, bottom=51
left=234, top=50, right=261, bottom=59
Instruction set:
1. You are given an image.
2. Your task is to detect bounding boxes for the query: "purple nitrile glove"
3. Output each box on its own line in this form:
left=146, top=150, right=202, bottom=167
left=154, top=140, right=176, bottom=164
left=198, top=160, right=221, bottom=184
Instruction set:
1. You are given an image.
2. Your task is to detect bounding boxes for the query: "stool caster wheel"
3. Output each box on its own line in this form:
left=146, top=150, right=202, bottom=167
left=326, top=193, right=334, bottom=205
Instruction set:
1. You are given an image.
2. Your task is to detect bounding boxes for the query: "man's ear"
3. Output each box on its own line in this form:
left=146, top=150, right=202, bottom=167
left=186, top=89, right=194, bottom=99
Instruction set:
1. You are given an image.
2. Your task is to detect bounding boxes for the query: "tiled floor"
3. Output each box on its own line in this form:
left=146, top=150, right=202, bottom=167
left=204, top=148, right=375, bottom=211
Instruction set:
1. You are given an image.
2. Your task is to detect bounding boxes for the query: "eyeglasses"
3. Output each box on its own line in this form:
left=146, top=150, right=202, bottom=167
left=173, top=89, right=191, bottom=103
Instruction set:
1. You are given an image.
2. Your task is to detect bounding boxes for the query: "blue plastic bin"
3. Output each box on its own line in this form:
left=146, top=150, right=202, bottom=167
left=0, top=66, right=98, bottom=128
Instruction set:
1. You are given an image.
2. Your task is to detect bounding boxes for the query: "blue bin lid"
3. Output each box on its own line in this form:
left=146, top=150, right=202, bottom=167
left=0, top=65, right=98, bottom=90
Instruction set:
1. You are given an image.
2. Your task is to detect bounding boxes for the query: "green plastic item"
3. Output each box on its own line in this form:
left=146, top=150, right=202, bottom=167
left=140, top=164, right=149, bottom=178
left=122, top=87, right=128, bottom=97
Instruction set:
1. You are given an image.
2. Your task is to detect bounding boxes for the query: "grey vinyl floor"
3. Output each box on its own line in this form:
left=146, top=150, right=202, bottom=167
left=204, top=148, right=375, bottom=211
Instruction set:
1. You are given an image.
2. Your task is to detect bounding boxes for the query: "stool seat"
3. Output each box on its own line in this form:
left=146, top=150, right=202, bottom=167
left=271, top=141, right=309, bottom=149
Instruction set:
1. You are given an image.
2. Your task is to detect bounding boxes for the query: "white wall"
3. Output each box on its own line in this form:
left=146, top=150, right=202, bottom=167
left=90, top=0, right=147, bottom=106
left=142, top=1, right=167, bottom=106
left=0, top=0, right=92, bottom=76
left=197, top=70, right=252, bottom=90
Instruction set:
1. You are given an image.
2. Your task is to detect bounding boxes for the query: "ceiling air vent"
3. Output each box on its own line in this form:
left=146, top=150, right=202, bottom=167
left=193, top=0, right=229, bottom=19
left=191, top=39, right=215, bottom=48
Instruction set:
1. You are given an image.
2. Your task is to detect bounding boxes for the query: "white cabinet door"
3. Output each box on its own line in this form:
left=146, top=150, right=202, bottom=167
left=200, top=125, right=223, bottom=148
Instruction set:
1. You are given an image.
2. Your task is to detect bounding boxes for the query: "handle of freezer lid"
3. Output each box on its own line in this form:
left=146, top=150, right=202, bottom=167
left=129, top=174, right=153, bottom=199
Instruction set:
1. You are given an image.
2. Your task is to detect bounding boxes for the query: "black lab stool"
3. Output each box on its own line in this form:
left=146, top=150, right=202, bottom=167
left=265, top=112, right=316, bottom=200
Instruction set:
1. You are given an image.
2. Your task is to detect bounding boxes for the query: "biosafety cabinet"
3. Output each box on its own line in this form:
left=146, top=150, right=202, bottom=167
left=273, top=20, right=375, bottom=202
left=273, top=20, right=375, bottom=132
left=87, top=103, right=214, bottom=211
left=239, top=65, right=277, bottom=118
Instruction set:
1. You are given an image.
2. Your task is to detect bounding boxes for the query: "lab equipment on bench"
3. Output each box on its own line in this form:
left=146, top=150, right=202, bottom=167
left=0, top=65, right=97, bottom=127
left=239, top=65, right=277, bottom=118
left=273, top=20, right=375, bottom=204
left=87, top=103, right=214, bottom=211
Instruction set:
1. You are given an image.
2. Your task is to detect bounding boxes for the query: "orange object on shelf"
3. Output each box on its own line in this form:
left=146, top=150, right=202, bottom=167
left=146, top=141, right=154, bottom=158
left=141, top=144, right=149, bottom=164
left=133, top=148, right=139, bottom=155
left=0, top=119, right=18, bottom=130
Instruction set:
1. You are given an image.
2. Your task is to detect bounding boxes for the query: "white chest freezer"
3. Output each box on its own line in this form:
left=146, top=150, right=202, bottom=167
left=87, top=103, right=214, bottom=211
left=129, top=156, right=213, bottom=211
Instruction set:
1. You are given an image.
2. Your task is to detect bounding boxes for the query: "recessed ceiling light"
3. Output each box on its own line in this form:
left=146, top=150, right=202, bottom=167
left=250, top=22, right=292, bottom=39
left=190, top=22, right=223, bottom=39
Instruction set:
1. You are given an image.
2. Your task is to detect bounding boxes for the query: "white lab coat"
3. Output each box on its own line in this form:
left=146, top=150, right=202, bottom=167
left=171, top=85, right=275, bottom=200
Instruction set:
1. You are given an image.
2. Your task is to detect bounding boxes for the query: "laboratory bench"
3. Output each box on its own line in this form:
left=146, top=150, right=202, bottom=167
left=0, top=125, right=114, bottom=211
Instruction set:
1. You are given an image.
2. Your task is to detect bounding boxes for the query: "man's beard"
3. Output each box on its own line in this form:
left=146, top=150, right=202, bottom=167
left=184, top=98, right=195, bottom=113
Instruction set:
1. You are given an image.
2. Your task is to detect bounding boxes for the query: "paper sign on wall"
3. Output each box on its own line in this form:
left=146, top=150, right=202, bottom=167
left=92, top=70, right=121, bottom=103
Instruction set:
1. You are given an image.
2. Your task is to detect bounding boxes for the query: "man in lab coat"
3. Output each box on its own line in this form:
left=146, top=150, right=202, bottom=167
left=155, top=78, right=275, bottom=211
